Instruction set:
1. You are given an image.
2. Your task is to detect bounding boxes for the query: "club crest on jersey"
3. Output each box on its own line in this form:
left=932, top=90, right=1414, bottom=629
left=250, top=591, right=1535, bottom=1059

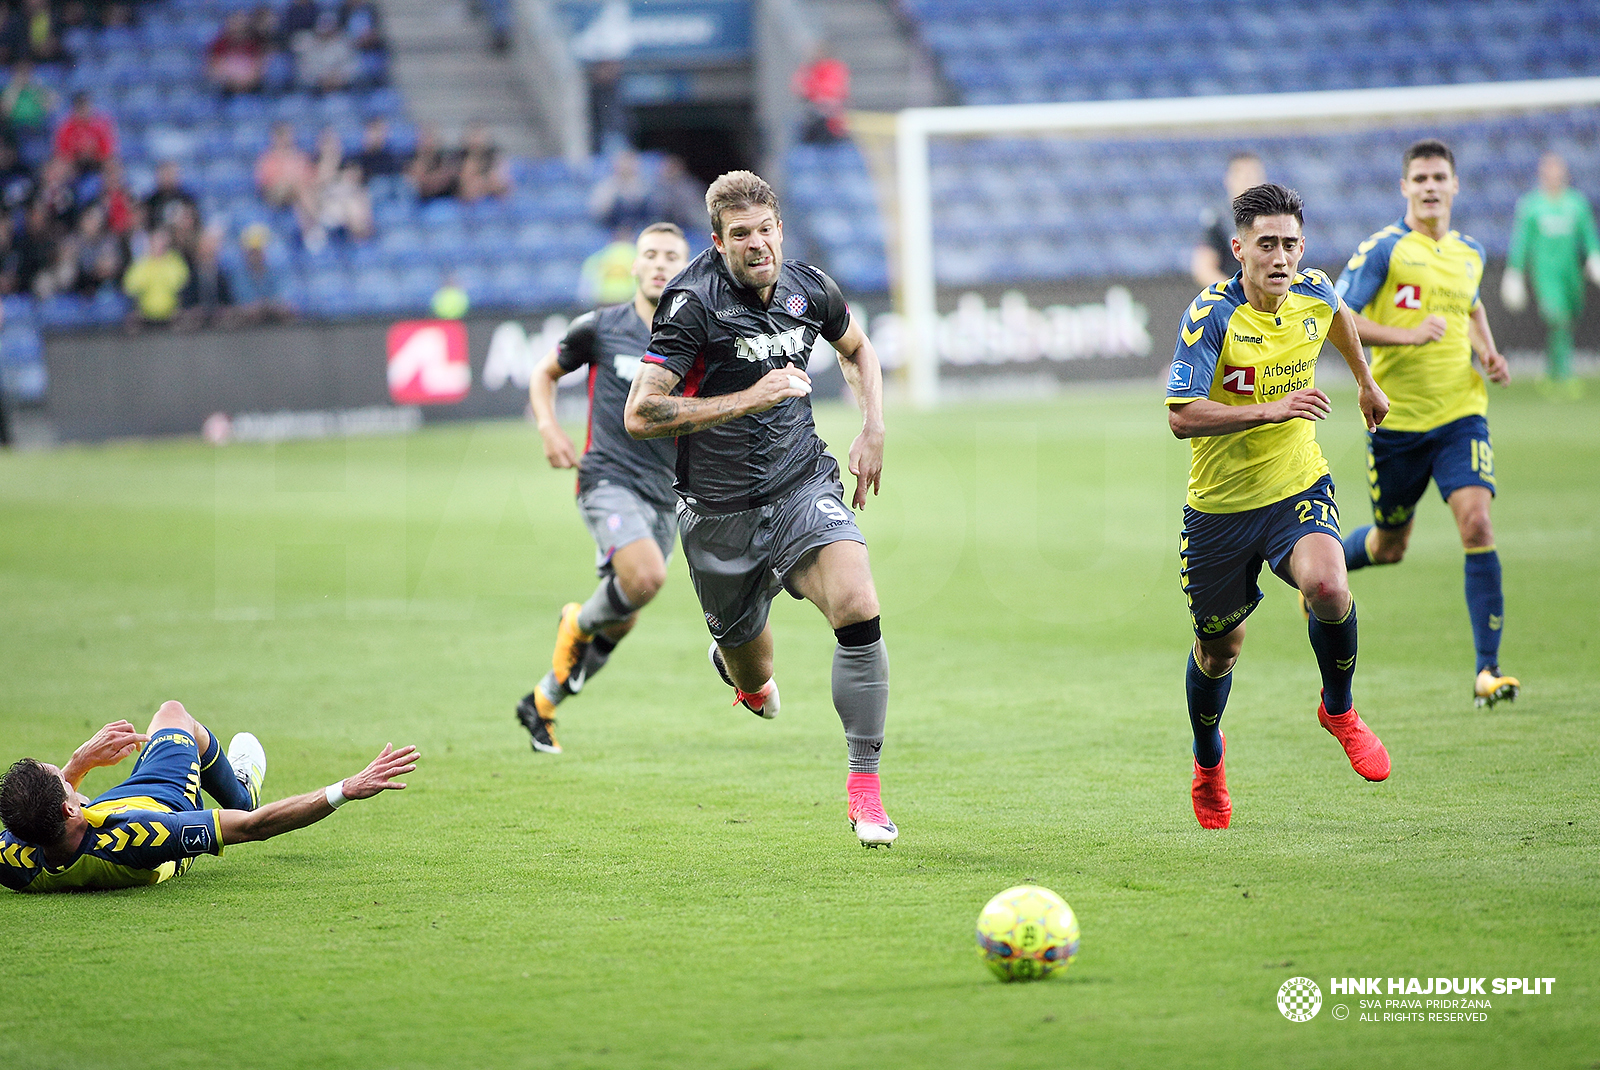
left=1222, top=365, right=1256, bottom=396
left=784, top=293, right=807, bottom=317
left=734, top=325, right=809, bottom=363
left=667, top=294, right=687, bottom=319
left=1394, top=284, right=1422, bottom=309
left=1302, top=317, right=1320, bottom=340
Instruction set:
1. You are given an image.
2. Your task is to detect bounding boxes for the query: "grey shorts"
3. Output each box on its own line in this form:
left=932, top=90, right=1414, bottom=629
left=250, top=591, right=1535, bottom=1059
left=677, top=456, right=866, bottom=647
left=578, top=482, right=678, bottom=577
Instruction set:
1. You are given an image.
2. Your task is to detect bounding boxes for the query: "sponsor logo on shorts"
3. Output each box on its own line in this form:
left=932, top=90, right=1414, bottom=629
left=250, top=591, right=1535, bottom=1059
left=180, top=824, right=212, bottom=854
left=1278, top=977, right=1323, bottom=1022
left=1221, top=365, right=1256, bottom=396
left=1199, top=599, right=1256, bottom=635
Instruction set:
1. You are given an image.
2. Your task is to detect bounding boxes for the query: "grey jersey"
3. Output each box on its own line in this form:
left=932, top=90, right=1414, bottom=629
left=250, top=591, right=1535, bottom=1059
left=556, top=302, right=677, bottom=506
left=643, top=249, right=852, bottom=514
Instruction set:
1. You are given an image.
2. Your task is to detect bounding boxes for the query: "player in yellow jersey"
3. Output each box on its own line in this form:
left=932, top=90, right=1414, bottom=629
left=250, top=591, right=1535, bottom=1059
left=1, top=700, right=417, bottom=893
left=1334, top=139, right=1518, bottom=708
left=1166, top=183, right=1392, bottom=830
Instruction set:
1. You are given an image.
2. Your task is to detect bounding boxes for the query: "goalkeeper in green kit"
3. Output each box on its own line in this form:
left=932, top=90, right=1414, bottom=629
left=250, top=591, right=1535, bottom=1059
left=1501, top=153, right=1600, bottom=395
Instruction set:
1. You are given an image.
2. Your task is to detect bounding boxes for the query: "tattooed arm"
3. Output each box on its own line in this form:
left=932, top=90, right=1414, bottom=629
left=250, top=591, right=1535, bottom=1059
left=624, top=362, right=813, bottom=440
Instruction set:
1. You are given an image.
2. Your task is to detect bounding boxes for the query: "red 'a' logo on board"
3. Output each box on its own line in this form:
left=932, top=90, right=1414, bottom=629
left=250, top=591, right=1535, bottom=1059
left=1221, top=365, right=1256, bottom=396
left=1394, top=284, right=1422, bottom=309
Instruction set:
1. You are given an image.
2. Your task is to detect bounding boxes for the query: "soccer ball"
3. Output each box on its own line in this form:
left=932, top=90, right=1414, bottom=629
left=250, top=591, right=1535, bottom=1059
left=975, top=884, right=1080, bottom=982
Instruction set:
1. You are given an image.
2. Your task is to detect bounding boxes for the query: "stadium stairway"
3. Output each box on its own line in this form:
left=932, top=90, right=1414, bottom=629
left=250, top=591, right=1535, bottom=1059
left=384, top=0, right=549, bottom=154
left=804, top=0, right=950, bottom=111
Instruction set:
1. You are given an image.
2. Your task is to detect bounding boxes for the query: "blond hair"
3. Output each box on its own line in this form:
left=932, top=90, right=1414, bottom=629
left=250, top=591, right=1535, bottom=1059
left=704, top=170, right=780, bottom=237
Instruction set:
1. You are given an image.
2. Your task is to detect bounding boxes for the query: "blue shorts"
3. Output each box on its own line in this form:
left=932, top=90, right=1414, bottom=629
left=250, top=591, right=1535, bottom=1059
left=1367, top=414, right=1495, bottom=530
left=90, top=728, right=204, bottom=813
left=1180, top=475, right=1342, bottom=639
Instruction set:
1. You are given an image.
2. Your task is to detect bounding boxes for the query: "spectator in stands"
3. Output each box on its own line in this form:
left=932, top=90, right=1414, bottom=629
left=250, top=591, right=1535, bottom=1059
left=250, top=3, right=281, bottom=51
left=305, top=128, right=373, bottom=246
left=353, top=117, right=403, bottom=184
left=71, top=201, right=123, bottom=297
left=2, top=59, right=55, bottom=154
left=587, top=60, right=630, bottom=156
left=98, top=157, right=134, bottom=234
left=295, top=11, right=356, bottom=93
left=649, top=155, right=707, bottom=234
left=0, top=139, right=37, bottom=212
left=456, top=121, right=509, bottom=202
left=589, top=150, right=654, bottom=234
left=35, top=155, right=81, bottom=231
left=11, top=0, right=66, bottom=65
left=1191, top=151, right=1265, bottom=288
left=122, top=226, right=190, bottom=327
left=0, top=225, right=21, bottom=295
left=341, top=0, right=385, bottom=55
left=227, top=223, right=293, bottom=325
left=256, top=122, right=314, bottom=210
left=406, top=124, right=458, bottom=201
left=207, top=11, right=268, bottom=96
left=793, top=48, right=850, bottom=143
left=144, top=161, right=200, bottom=231
left=175, top=226, right=232, bottom=329
left=52, top=92, right=118, bottom=174
left=279, top=0, right=320, bottom=48
left=15, top=199, right=57, bottom=295
left=33, top=226, right=78, bottom=298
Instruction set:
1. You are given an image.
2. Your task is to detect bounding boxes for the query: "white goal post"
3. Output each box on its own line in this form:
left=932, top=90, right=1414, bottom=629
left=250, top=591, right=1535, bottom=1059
left=888, top=77, right=1600, bottom=409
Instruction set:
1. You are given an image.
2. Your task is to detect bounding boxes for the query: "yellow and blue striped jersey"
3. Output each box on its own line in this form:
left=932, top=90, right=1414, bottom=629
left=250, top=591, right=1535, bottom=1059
left=1335, top=219, right=1487, bottom=433
left=0, top=799, right=223, bottom=893
left=1165, top=271, right=1340, bottom=513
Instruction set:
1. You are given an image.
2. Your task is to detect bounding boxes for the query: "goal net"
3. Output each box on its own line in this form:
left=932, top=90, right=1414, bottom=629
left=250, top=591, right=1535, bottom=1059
left=845, top=77, right=1600, bottom=407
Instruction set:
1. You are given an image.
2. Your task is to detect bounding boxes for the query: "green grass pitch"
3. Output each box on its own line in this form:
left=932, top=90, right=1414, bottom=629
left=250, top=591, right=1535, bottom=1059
left=1, top=381, right=1596, bottom=1069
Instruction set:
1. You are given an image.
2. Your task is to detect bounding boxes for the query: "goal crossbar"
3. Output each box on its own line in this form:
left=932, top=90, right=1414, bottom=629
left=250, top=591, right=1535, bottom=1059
left=888, top=77, right=1600, bottom=408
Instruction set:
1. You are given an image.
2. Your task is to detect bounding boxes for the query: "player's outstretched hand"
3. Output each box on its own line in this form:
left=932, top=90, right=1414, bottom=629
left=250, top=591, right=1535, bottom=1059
left=1264, top=388, right=1332, bottom=425
left=72, top=721, right=149, bottom=770
left=848, top=427, right=883, bottom=509
left=1410, top=314, right=1448, bottom=345
left=1482, top=348, right=1511, bottom=385
left=340, top=743, right=419, bottom=801
left=1358, top=381, right=1390, bottom=431
left=540, top=424, right=578, bottom=469
left=745, top=363, right=812, bottom=415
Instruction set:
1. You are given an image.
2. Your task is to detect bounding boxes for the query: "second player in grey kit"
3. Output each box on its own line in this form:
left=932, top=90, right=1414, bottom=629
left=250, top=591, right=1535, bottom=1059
left=623, top=170, right=897, bottom=848
left=519, top=223, right=692, bottom=755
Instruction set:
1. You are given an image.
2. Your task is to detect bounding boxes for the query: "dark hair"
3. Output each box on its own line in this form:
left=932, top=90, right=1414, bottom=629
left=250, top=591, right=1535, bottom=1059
left=1403, top=138, right=1455, bottom=174
left=638, top=221, right=686, bottom=243
left=704, top=170, right=780, bottom=238
left=1233, top=182, right=1304, bottom=232
left=0, top=758, right=68, bottom=847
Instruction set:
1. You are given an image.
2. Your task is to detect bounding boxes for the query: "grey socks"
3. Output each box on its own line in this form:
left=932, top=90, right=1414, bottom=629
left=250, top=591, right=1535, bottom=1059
left=576, top=575, right=635, bottom=634
left=833, top=623, right=888, bottom=774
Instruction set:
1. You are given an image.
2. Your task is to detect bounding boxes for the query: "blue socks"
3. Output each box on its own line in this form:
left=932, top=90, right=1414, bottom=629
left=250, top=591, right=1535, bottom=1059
left=198, top=725, right=255, bottom=811
left=1185, top=650, right=1231, bottom=769
left=1343, top=525, right=1373, bottom=570
left=1464, top=548, right=1504, bottom=672
left=1308, top=601, right=1358, bottom=716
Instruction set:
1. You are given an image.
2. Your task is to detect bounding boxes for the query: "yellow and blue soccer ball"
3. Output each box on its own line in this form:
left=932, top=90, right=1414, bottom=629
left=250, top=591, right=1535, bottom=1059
left=975, top=884, right=1080, bottom=982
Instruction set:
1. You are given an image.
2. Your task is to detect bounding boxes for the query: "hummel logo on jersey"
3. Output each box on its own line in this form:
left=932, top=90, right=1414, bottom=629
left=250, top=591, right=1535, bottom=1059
left=667, top=294, right=687, bottom=319
left=734, top=326, right=809, bottom=363
left=1232, top=332, right=1263, bottom=344
left=1222, top=365, right=1256, bottom=396
left=1395, top=284, right=1422, bottom=309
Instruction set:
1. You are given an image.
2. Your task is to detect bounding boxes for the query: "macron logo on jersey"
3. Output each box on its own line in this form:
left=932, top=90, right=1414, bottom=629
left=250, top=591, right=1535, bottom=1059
left=1394, top=284, right=1423, bottom=309
left=1222, top=365, right=1256, bottom=396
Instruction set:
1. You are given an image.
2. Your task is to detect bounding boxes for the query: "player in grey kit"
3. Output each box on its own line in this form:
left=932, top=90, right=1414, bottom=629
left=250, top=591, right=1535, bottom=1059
left=623, top=171, right=896, bottom=848
left=519, top=222, right=692, bottom=754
